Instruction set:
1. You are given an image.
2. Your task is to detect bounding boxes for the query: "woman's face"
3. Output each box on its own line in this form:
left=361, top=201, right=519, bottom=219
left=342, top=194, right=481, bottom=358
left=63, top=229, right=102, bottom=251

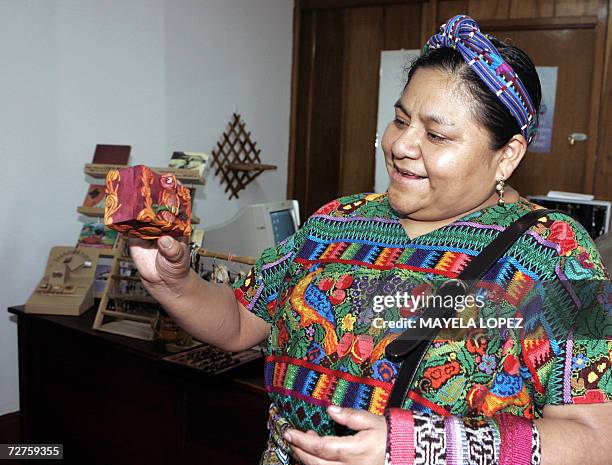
left=382, top=67, right=503, bottom=221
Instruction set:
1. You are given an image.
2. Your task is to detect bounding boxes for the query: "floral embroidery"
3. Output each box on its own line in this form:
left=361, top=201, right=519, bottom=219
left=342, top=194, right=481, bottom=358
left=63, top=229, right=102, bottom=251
left=341, top=314, right=356, bottom=331
left=424, top=361, right=462, bottom=389
left=479, top=354, right=497, bottom=375
left=372, top=360, right=398, bottom=382
left=572, top=353, right=588, bottom=370
left=548, top=220, right=578, bottom=255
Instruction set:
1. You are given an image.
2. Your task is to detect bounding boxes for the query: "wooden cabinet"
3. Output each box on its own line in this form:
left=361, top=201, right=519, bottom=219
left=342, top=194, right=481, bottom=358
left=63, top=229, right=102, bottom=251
left=9, top=306, right=269, bottom=465
left=288, top=0, right=611, bottom=218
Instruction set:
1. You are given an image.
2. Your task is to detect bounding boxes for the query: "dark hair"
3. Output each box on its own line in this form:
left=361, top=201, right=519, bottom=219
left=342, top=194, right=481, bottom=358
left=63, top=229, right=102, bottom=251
left=405, top=37, right=541, bottom=150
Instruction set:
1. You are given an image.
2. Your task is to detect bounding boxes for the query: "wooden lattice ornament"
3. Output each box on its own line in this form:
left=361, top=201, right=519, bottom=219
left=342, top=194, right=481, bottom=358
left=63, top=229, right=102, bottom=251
left=211, top=113, right=276, bottom=199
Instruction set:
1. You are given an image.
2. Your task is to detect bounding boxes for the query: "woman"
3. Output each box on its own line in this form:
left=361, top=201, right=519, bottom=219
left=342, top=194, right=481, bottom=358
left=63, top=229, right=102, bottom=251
left=131, top=15, right=611, bottom=465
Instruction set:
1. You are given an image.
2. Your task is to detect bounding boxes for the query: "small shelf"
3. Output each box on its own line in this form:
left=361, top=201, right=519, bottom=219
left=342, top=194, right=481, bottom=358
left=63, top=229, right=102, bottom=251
left=211, top=113, right=275, bottom=199
left=84, top=163, right=128, bottom=178
left=77, top=206, right=105, bottom=217
left=95, top=320, right=154, bottom=341
left=226, top=162, right=277, bottom=172
left=77, top=206, right=200, bottom=224
left=84, top=163, right=205, bottom=185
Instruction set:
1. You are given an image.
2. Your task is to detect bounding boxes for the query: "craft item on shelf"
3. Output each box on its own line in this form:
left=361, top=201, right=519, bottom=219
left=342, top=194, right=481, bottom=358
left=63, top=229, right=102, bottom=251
left=104, top=165, right=192, bottom=240
left=82, top=184, right=106, bottom=208
left=191, top=229, right=205, bottom=248
left=195, top=248, right=254, bottom=287
left=93, top=256, right=113, bottom=299
left=25, top=246, right=107, bottom=316
left=78, top=221, right=119, bottom=249
left=92, top=144, right=131, bottom=165
left=211, top=113, right=277, bottom=199
left=151, top=314, right=193, bottom=350
left=169, top=151, right=210, bottom=179
left=233, top=270, right=247, bottom=286
left=189, top=229, right=205, bottom=272
left=211, top=263, right=230, bottom=285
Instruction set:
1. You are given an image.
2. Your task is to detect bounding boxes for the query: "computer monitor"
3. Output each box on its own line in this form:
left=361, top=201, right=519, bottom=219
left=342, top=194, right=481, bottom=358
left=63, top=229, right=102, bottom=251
left=201, top=200, right=300, bottom=259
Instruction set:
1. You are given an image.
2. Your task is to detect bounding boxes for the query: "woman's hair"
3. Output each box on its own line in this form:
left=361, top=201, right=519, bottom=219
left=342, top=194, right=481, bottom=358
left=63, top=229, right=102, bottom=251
left=405, top=37, right=542, bottom=150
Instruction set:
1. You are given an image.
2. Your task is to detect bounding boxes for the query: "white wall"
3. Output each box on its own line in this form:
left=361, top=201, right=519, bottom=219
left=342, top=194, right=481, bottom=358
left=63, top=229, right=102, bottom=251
left=0, top=0, right=293, bottom=415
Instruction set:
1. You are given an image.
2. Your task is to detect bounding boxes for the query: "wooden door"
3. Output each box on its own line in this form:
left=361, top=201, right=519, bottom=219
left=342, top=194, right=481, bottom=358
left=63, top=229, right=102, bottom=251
left=457, top=20, right=604, bottom=197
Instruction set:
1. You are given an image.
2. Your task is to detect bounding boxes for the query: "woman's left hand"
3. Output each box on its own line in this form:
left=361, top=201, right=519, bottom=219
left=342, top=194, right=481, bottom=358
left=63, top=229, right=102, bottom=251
left=284, top=406, right=387, bottom=465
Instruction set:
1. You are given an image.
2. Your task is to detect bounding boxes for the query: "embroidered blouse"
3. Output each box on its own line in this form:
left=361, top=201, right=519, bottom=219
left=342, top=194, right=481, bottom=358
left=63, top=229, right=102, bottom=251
left=231, top=193, right=611, bottom=465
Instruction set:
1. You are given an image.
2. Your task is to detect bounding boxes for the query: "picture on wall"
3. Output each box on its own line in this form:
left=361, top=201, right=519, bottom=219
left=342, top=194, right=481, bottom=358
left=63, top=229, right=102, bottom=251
left=529, top=66, right=558, bottom=153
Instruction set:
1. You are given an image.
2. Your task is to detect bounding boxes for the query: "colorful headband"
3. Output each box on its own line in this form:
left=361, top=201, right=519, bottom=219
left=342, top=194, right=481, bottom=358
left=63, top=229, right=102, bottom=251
left=424, top=15, right=538, bottom=143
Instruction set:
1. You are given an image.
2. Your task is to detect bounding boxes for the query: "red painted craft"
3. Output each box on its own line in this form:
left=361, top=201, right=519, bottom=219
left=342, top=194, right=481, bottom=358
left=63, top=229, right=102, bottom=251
left=104, top=165, right=192, bottom=240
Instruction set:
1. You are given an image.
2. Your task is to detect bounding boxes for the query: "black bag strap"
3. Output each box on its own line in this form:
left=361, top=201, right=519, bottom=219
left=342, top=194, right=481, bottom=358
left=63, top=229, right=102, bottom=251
left=385, top=208, right=560, bottom=408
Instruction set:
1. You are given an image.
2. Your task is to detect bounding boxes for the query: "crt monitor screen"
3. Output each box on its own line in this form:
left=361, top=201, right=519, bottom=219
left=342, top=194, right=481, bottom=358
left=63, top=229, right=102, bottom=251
left=270, top=209, right=296, bottom=244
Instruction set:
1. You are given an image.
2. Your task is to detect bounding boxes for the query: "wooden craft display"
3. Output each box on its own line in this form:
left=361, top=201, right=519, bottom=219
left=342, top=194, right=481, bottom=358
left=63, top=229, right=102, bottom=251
left=25, top=246, right=111, bottom=316
left=92, top=236, right=162, bottom=340
left=92, top=240, right=257, bottom=341
left=211, top=113, right=277, bottom=199
left=75, top=144, right=256, bottom=341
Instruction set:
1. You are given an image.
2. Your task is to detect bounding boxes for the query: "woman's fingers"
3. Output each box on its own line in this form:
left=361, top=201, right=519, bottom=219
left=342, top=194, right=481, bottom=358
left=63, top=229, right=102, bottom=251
left=127, top=237, right=161, bottom=283
left=327, top=407, right=385, bottom=431
left=284, top=429, right=357, bottom=462
left=289, top=443, right=342, bottom=465
left=128, top=235, right=190, bottom=284
left=284, top=413, right=387, bottom=465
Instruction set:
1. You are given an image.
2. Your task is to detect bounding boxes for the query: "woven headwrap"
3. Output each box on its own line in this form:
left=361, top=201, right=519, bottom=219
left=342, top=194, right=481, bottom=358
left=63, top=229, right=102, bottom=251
left=425, top=15, right=538, bottom=143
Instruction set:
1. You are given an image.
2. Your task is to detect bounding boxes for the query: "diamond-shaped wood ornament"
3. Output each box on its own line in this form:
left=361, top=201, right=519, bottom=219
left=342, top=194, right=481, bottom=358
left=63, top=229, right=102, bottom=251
left=210, top=113, right=276, bottom=199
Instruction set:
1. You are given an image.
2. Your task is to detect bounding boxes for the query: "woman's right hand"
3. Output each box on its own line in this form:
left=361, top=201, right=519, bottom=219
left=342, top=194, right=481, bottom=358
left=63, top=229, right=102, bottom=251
left=128, top=235, right=191, bottom=291
left=130, top=234, right=271, bottom=352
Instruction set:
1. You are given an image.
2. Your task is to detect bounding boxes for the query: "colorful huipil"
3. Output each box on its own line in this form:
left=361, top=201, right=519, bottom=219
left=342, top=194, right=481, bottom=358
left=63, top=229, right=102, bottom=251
left=232, top=193, right=611, bottom=465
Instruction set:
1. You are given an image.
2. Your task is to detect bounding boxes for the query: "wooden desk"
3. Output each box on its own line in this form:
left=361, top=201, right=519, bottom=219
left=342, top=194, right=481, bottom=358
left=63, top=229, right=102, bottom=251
left=8, top=306, right=270, bottom=465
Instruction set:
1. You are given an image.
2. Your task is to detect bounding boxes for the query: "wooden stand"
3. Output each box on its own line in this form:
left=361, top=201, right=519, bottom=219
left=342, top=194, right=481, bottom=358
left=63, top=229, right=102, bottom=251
left=197, top=248, right=256, bottom=266
left=25, top=246, right=111, bottom=316
left=92, top=236, right=159, bottom=340
left=92, top=243, right=256, bottom=341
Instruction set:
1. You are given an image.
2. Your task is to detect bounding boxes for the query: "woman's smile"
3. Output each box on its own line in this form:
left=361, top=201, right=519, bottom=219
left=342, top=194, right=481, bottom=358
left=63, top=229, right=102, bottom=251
left=390, top=161, right=428, bottom=183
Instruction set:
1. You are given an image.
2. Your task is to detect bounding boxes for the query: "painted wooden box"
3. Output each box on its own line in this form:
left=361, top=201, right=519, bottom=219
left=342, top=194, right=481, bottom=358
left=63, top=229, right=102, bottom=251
left=104, top=165, right=192, bottom=240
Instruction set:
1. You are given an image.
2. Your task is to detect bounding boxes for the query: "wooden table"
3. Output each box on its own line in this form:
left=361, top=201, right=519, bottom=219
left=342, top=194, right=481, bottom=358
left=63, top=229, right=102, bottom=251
left=8, top=306, right=270, bottom=465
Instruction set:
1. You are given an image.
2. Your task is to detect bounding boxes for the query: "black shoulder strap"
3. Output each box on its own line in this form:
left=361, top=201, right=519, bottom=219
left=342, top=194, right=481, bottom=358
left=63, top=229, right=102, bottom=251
left=385, top=208, right=559, bottom=408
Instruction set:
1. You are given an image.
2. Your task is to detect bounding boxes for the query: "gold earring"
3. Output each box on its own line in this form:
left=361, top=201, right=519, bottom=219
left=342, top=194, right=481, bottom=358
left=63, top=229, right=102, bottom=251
left=496, top=179, right=505, bottom=206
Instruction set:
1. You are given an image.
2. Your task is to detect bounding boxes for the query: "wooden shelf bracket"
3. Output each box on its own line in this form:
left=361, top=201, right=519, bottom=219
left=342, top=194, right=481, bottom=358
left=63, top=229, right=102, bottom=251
left=211, top=113, right=277, bottom=199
